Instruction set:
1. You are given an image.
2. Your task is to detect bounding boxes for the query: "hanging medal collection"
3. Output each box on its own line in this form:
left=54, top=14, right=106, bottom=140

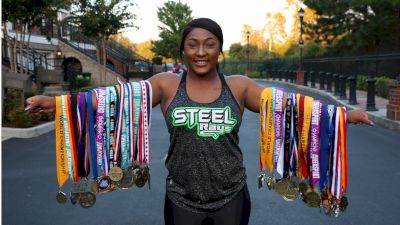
left=259, top=87, right=348, bottom=217
left=54, top=80, right=152, bottom=208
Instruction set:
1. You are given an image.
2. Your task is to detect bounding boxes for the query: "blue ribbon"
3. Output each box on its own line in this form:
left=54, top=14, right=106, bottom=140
left=87, top=91, right=98, bottom=179
left=319, top=104, right=334, bottom=191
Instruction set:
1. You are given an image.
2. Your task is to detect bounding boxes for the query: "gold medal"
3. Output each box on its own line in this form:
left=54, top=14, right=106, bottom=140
left=91, top=181, right=99, bottom=193
left=56, top=191, right=67, bottom=204
left=282, top=180, right=299, bottom=201
left=274, top=178, right=289, bottom=196
left=303, top=187, right=321, bottom=208
left=116, top=169, right=135, bottom=189
left=78, top=192, right=96, bottom=208
left=109, top=166, right=123, bottom=182
left=266, top=175, right=274, bottom=190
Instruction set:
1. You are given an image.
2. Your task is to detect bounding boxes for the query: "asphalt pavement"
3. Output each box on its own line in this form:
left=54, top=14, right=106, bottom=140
left=2, top=81, right=400, bottom=225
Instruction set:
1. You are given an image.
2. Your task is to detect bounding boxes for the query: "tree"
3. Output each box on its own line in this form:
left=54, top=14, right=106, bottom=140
left=262, top=12, right=287, bottom=53
left=135, top=40, right=155, bottom=61
left=2, top=0, right=72, bottom=75
left=151, top=1, right=193, bottom=61
left=66, top=0, right=137, bottom=82
left=303, top=0, right=400, bottom=54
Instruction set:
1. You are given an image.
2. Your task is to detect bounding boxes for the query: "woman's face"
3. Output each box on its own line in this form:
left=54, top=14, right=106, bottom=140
left=183, top=28, right=221, bottom=76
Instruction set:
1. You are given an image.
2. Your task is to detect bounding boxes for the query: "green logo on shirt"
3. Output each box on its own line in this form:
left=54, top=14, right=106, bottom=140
left=172, top=106, right=237, bottom=140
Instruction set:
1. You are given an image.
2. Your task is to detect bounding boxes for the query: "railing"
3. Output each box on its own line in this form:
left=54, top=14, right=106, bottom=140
left=59, top=24, right=150, bottom=77
left=262, top=53, right=400, bottom=79
left=2, top=36, right=60, bottom=79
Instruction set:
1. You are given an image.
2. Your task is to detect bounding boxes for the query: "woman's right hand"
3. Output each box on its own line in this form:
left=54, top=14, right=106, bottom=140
left=25, top=95, right=56, bottom=113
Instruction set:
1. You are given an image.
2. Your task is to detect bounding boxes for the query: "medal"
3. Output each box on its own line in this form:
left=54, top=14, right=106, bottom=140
left=266, top=175, right=274, bottom=190
left=303, top=187, right=321, bottom=208
left=258, top=174, right=265, bottom=189
left=135, top=169, right=145, bottom=188
left=72, top=179, right=94, bottom=194
left=78, top=192, right=96, bottom=208
left=97, top=177, right=112, bottom=193
left=274, top=178, right=289, bottom=196
left=70, top=192, right=80, bottom=205
left=339, top=196, right=348, bottom=212
left=56, top=191, right=67, bottom=204
left=116, top=169, right=135, bottom=189
left=282, top=180, right=299, bottom=201
left=109, top=166, right=123, bottom=182
left=299, top=181, right=308, bottom=196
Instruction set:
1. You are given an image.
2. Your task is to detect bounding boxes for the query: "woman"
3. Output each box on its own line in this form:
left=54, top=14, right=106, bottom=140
left=26, top=18, right=372, bottom=225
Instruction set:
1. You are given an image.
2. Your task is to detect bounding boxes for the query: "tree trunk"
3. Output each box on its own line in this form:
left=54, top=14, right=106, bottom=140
left=102, top=36, right=107, bottom=84
left=18, top=23, right=24, bottom=75
left=12, top=37, right=17, bottom=73
left=25, top=31, right=32, bottom=76
left=93, top=37, right=102, bottom=85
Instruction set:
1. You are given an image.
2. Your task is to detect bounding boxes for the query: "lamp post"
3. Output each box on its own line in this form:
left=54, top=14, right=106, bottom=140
left=246, top=31, right=250, bottom=76
left=298, top=8, right=304, bottom=71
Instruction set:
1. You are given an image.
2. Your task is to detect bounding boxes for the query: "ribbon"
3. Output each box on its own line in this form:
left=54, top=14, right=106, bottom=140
left=86, top=91, right=98, bottom=179
left=55, top=96, right=68, bottom=188
left=309, top=100, right=322, bottom=188
left=259, top=88, right=274, bottom=173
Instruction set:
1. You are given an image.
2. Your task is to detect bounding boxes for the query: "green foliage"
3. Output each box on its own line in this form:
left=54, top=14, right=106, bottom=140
left=3, top=89, right=53, bottom=128
left=2, top=0, right=71, bottom=35
left=248, top=71, right=261, bottom=78
left=304, top=42, right=326, bottom=58
left=75, top=73, right=91, bottom=89
left=356, top=75, right=395, bottom=98
left=356, top=75, right=368, bottom=91
left=151, top=1, right=193, bottom=60
left=66, top=0, right=136, bottom=39
left=375, top=76, right=395, bottom=98
left=152, top=56, right=163, bottom=64
left=303, top=0, right=400, bottom=54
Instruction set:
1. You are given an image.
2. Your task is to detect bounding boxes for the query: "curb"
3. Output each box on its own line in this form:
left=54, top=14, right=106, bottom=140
left=259, top=79, right=400, bottom=132
left=2, top=121, right=55, bottom=141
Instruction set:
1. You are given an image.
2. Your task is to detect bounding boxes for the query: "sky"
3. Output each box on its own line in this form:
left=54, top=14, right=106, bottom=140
left=124, top=0, right=295, bottom=50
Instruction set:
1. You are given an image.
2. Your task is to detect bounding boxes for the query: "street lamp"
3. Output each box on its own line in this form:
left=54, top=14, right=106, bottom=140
left=246, top=31, right=250, bottom=76
left=298, top=8, right=304, bottom=71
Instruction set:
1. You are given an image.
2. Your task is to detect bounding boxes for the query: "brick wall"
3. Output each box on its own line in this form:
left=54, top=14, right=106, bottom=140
left=59, top=41, right=125, bottom=86
left=387, top=79, right=400, bottom=120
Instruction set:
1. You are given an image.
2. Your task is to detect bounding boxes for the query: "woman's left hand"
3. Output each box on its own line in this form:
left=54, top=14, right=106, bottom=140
left=347, top=108, right=374, bottom=126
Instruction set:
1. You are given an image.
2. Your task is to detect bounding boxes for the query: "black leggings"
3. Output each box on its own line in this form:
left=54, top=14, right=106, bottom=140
left=164, top=185, right=251, bottom=225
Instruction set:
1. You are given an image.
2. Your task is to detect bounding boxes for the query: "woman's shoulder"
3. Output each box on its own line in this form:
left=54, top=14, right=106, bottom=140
left=148, top=72, right=181, bottom=86
left=224, top=74, right=252, bottom=87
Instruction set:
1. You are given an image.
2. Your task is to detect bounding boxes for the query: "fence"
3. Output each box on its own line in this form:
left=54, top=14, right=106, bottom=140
left=261, top=53, right=400, bottom=79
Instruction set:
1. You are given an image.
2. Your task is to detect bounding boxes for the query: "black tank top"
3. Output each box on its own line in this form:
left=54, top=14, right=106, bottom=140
left=165, top=72, right=246, bottom=212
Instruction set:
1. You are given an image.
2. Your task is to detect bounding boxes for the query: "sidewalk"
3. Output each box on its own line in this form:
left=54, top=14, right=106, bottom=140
left=264, top=79, right=400, bottom=131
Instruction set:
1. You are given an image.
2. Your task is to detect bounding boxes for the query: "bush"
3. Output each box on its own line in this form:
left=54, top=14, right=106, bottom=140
left=375, top=76, right=396, bottom=98
left=356, top=75, right=368, bottom=91
left=356, top=75, right=395, bottom=98
left=3, top=89, right=54, bottom=128
left=75, top=73, right=91, bottom=89
left=248, top=71, right=261, bottom=78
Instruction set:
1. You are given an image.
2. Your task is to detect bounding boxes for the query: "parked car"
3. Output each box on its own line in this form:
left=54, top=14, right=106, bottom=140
left=166, top=63, right=174, bottom=73
left=172, top=63, right=187, bottom=74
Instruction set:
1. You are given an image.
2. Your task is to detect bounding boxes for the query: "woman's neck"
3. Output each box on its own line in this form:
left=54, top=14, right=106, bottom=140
left=186, top=69, right=219, bottom=83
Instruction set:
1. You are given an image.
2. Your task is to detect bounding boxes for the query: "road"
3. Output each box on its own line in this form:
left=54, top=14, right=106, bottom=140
left=2, top=81, right=400, bottom=225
